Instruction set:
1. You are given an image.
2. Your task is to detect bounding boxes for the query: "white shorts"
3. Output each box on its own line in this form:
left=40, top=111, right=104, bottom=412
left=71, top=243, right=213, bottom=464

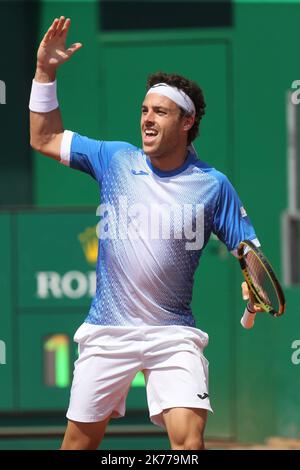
left=66, top=323, right=213, bottom=428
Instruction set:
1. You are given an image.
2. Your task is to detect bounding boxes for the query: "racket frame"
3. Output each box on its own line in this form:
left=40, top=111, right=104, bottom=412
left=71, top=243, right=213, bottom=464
left=237, top=240, right=285, bottom=317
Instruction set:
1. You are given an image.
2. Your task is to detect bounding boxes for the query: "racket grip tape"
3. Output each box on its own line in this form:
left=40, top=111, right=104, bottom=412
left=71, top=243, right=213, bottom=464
left=241, top=304, right=256, bottom=329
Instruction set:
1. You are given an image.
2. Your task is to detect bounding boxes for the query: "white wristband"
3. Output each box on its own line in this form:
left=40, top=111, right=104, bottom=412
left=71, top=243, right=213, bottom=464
left=29, top=79, right=59, bottom=112
left=241, top=305, right=256, bottom=329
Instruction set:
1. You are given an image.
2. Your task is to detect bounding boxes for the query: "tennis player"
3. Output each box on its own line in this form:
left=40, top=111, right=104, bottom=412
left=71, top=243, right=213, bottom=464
left=30, top=17, right=261, bottom=450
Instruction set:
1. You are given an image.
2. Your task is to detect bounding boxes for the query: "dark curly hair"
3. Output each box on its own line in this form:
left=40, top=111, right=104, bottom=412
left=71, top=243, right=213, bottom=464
left=146, top=72, right=206, bottom=145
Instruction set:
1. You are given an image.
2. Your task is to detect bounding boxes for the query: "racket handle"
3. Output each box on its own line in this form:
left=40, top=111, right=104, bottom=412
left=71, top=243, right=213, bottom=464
left=241, top=304, right=256, bottom=329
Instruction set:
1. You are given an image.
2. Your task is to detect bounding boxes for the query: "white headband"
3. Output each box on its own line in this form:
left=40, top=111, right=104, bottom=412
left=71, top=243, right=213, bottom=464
left=146, top=83, right=196, bottom=116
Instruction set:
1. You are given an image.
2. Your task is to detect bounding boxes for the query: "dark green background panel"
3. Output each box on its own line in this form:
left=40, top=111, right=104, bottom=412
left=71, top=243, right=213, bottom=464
left=16, top=212, right=98, bottom=309
left=18, top=313, right=83, bottom=410
left=0, top=1, right=39, bottom=205
left=274, top=288, right=300, bottom=438
left=0, top=214, right=13, bottom=410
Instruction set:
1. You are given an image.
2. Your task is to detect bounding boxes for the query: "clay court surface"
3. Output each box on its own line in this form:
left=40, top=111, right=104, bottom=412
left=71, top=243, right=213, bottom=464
left=207, top=437, right=300, bottom=450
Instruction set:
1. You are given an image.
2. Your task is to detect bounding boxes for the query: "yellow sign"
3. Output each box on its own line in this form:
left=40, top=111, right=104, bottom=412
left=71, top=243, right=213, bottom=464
left=78, top=226, right=98, bottom=266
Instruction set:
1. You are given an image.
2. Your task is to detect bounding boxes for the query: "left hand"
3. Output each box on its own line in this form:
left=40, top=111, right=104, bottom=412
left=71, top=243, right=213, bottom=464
left=37, top=17, right=82, bottom=73
left=241, top=281, right=265, bottom=312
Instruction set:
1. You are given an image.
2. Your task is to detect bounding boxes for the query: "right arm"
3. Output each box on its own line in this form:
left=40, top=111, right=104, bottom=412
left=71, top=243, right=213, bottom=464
left=30, top=17, right=82, bottom=160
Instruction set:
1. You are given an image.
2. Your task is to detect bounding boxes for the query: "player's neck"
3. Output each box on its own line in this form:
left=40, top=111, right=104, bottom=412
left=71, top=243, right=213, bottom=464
left=148, top=147, right=189, bottom=173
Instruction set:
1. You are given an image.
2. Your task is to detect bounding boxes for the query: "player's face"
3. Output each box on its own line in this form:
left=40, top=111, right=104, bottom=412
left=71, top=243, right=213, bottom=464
left=141, top=94, right=186, bottom=158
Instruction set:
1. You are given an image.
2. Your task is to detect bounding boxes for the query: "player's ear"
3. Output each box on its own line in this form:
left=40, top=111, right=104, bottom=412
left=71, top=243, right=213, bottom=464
left=182, top=115, right=194, bottom=131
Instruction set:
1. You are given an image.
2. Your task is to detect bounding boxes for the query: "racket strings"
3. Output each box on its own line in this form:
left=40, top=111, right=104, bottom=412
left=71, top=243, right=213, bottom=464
left=244, top=250, right=279, bottom=309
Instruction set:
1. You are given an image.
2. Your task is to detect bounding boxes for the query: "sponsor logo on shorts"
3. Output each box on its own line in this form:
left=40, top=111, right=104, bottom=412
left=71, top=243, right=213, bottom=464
left=197, top=392, right=209, bottom=400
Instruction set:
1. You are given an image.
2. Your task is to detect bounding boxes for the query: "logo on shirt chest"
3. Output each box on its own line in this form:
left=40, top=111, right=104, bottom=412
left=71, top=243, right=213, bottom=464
left=131, top=169, right=149, bottom=176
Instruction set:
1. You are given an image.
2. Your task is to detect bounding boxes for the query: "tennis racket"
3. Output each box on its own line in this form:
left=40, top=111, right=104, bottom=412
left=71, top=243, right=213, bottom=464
left=238, top=240, right=286, bottom=329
